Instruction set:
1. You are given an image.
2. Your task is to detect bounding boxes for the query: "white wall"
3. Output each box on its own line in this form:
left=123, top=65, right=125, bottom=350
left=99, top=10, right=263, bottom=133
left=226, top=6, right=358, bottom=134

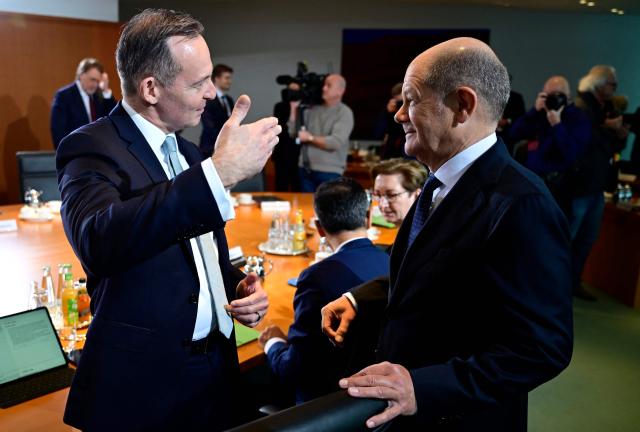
left=0, top=0, right=118, bottom=22
left=120, top=0, right=640, bottom=145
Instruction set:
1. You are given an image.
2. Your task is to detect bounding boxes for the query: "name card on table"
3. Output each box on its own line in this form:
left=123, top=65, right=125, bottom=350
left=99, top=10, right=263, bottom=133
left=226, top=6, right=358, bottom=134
left=260, top=201, right=291, bottom=213
left=0, top=219, right=18, bottom=233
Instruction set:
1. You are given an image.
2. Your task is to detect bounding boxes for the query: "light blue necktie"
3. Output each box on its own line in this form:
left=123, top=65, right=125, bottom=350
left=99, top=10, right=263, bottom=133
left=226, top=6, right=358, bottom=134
left=161, top=136, right=233, bottom=338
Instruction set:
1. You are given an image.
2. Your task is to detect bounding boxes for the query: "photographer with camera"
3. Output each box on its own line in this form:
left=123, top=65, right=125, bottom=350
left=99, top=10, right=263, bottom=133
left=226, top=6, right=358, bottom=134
left=297, top=74, right=354, bottom=192
left=510, top=76, right=591, bottom=216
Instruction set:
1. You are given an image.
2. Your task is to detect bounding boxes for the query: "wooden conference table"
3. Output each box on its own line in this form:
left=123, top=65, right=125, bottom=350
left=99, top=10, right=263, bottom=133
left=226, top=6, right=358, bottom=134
left=0, top=192, right=397, bottom=431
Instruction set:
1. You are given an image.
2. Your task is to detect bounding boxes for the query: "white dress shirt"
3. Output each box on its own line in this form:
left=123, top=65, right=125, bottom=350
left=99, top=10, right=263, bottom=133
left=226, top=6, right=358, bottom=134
left=343, top=133, right=497, bottom=310
left=75, top=81, right=112, bottom=122
left=122, top=100, right=235, bottom=340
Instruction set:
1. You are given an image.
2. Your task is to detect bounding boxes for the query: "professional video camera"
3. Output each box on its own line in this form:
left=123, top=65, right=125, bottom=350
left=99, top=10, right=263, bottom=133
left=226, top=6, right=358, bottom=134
left=276, top=62, right=326, bottom=106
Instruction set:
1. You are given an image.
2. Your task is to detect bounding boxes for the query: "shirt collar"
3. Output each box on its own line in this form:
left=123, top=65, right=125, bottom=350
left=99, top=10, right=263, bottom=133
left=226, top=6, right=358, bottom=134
left=75, top=81, right=89, bottom=99
left=216, top=89, right=226, bottom=99
left=121, top=99, right=177, bottom=154
left=434, top=133, right=496, bottom=189
left=334, top=236, right=368, bottom=253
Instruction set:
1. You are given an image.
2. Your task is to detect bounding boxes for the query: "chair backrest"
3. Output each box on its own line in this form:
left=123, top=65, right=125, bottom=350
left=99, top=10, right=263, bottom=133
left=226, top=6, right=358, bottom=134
left=231, top=171, right=265, bottom=193
left=227, top=390, right=390, bottom=432
left=16, top=151, right=60, bottom=203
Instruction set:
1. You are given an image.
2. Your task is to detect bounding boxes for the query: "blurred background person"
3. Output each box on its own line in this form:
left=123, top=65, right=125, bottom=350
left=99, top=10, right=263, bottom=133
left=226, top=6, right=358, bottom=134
left=378, top=82, right=408, bottom=159
left=272, top=81, right=302, bottom=191
left=509, top=76, right=591, bottom=217
left=199, top=63, right=234, bottom=158
left=258, top=177, right=389, bottom=404
left=50, top=57, right=116, bottom=149
left=371, top=158, right=428, bottom=226
left=298, top=74, right=354, bottom=192
left=569, top=65, right=625, bottom=300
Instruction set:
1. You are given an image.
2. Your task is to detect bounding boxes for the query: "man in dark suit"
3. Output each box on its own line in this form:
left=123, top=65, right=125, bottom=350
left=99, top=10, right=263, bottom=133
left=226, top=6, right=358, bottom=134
left=321, top=38, right=573, bottom=431
left=258, top=177, right=390, bottom=403
left=56, top=9, right=280, bottom=431
left=50, top=58, right=117, bottom=149
left=199, top=63, right=234, bottom=158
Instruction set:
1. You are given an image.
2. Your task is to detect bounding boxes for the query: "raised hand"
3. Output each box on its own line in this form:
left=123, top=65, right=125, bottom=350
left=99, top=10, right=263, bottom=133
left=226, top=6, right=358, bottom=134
left=213, top=95, right=281, bottom=188
left=321, top=295, right=356, bottom=347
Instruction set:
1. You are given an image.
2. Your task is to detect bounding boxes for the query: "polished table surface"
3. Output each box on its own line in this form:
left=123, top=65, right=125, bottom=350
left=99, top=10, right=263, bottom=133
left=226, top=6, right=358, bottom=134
left=0, top=192, right=397, bottom=430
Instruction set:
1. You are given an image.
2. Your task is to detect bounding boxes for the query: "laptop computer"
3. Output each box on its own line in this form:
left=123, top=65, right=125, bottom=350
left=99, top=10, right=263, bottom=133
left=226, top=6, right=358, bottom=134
left=0, top=307, right=75, bottom=408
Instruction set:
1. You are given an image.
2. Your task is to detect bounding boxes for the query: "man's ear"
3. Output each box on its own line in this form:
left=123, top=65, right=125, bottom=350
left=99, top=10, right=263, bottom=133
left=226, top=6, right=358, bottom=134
left=139, top=76, right=161, bottom=105
left=452, top=86, right=478, bottom=124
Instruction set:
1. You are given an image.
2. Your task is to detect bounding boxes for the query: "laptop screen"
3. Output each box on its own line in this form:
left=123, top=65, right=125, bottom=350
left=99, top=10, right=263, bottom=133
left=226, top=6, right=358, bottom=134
left=0, top=307, right=67, bottom=385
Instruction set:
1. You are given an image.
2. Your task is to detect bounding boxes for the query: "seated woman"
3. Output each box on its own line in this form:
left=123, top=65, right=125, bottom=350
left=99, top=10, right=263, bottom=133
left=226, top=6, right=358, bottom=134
left=371, top=158, right=428, bottom=226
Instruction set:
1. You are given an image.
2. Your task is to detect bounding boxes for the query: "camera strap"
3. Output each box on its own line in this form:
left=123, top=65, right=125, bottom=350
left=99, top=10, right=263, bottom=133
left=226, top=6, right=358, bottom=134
left=300, top=107, right=312, bottom=173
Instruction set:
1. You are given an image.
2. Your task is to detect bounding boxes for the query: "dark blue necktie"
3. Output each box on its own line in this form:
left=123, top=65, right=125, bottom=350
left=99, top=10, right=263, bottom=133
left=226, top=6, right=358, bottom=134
left=408, top=174, right=442, bottom=246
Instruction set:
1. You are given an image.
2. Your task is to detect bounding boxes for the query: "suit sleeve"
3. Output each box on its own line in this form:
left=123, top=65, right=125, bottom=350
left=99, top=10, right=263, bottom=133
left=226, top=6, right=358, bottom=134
left=57, top=129, right=226, bottom=278
left=51, top=91, right=69, bottom=149
left=409, top=193, right=573, bottom=423
left=350, top=276, right=389, bottom=320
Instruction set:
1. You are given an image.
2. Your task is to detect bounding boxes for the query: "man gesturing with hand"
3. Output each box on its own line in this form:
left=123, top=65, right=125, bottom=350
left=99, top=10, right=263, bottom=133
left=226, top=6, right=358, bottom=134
left=57, top=9, right=279, bottom=432
left=322, top=38, right=573, bottom=431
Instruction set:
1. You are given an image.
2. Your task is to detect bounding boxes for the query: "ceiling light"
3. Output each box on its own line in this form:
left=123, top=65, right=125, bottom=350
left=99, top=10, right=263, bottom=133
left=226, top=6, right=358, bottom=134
left=579, top=0, right=587, bottom=4
left=618, top=9, right=624, bottom=14
left=587, top=1, right=595, bottom=6
left=611, top=8, right=618, bottom=12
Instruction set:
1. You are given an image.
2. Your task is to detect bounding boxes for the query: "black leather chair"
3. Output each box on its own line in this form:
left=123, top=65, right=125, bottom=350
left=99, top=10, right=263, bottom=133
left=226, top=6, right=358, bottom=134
left=16, top=151, right=60, bottom=202
left=226, top=390, right=390, bottom=432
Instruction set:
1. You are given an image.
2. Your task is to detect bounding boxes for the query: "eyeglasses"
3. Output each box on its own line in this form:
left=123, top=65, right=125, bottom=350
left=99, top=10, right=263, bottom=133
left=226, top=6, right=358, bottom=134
left=372, top=191, right=410, bottom=203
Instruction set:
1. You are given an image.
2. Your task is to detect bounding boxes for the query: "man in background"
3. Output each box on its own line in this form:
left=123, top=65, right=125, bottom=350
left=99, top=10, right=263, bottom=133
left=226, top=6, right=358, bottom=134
left=50, top=58, right=116, bottom=148
left=298, top=74, right=354, bottom=192
left=259, top=177, right=389, bottom=404
left=199, top=63, right=234, bottom=158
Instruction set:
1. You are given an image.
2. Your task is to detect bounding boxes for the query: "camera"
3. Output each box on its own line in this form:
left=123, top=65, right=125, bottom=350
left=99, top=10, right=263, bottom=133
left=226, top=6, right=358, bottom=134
left=276, top=62, right=326, bottom=106
left=545, top=92, right=568, bottom=111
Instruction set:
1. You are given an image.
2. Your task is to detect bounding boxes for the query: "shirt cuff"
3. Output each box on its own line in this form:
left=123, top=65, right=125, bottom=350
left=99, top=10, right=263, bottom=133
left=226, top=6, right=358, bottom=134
left=102, top=90, right=113, bottom=99
left=201, top=158, right=236, bottom=221
left=343, top=292, right=358, bottom=312
left=264, top=337, right=287, bottom=355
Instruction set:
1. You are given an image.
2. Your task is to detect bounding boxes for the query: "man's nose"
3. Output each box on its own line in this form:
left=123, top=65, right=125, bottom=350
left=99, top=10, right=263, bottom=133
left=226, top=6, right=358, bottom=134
left=394, top=103, right=408, bottom=123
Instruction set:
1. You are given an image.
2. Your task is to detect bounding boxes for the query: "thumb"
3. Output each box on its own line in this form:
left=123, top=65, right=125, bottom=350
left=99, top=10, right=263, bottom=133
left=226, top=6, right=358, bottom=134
left=226, top=94, right=251, bottom=127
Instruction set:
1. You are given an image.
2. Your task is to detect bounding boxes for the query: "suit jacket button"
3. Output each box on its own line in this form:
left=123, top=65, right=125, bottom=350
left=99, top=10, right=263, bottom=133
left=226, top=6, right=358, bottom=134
left=189, top=293, right=198, bottom=304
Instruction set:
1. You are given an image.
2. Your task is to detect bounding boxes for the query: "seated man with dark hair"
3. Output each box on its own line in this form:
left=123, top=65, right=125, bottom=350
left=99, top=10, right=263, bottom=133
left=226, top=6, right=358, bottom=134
left=259, top=177, right=390, bottom=404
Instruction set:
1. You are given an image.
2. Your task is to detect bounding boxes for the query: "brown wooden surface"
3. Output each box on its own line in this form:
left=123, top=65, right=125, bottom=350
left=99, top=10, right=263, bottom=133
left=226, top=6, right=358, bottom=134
left=0, top=192, right=397, bottom=430
left=0, top=12, right=122, bottom=204
left=582, top=202, right=640, bottom=308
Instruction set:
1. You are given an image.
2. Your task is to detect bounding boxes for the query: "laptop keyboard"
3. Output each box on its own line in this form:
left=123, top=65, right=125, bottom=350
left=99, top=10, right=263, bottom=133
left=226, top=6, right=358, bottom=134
left=0, top=367, right=75, bottom=408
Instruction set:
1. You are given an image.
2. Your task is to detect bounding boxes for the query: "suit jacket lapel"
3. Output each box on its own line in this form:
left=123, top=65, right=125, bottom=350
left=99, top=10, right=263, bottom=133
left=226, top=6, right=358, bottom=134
left=71, top=85, right=91, bottom=123
left=388, top=141, right=507, bottom=306
left=109, top=103, right=168, bottom=184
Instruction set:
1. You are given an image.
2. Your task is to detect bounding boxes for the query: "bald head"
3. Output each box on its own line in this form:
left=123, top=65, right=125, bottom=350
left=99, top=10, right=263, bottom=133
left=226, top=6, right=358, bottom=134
left=543, top=76, right=570, bottom=98
left=322, top=73, right=347, bottom=105
left=407, top=37, right=510, bottom=123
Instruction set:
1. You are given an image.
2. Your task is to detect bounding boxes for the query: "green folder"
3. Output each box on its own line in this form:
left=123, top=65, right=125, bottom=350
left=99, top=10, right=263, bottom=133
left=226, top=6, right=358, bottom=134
left=234, top=322, right=260, bottom=347
left=372, top=215, right=395, bottom=229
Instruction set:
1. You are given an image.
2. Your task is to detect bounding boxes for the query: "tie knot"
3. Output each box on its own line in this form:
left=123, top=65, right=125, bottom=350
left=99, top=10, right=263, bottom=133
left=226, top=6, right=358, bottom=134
left=423, top=174, right=442, bottom=193
left=161, top=135, right=178, bottom=154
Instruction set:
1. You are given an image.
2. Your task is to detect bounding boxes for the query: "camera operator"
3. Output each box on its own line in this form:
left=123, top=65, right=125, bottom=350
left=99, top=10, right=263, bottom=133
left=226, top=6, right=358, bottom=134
left=510, top=76, right=591, bottom=215
left=297, top=74, right=354, bottom=192
left=510, top=76, right=594, bottom=301
left=272, top=82, right=302, bottom=191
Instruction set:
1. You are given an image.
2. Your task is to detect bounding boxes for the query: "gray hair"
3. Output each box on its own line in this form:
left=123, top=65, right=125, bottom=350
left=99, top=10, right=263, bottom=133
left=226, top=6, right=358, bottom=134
left=578, top=65, right=616, bottom=93
left=75, top=58, right=104, bottom=79
left=116, top=9, right=204, bottom=97
left=424, top=48, right=510, bottom=123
